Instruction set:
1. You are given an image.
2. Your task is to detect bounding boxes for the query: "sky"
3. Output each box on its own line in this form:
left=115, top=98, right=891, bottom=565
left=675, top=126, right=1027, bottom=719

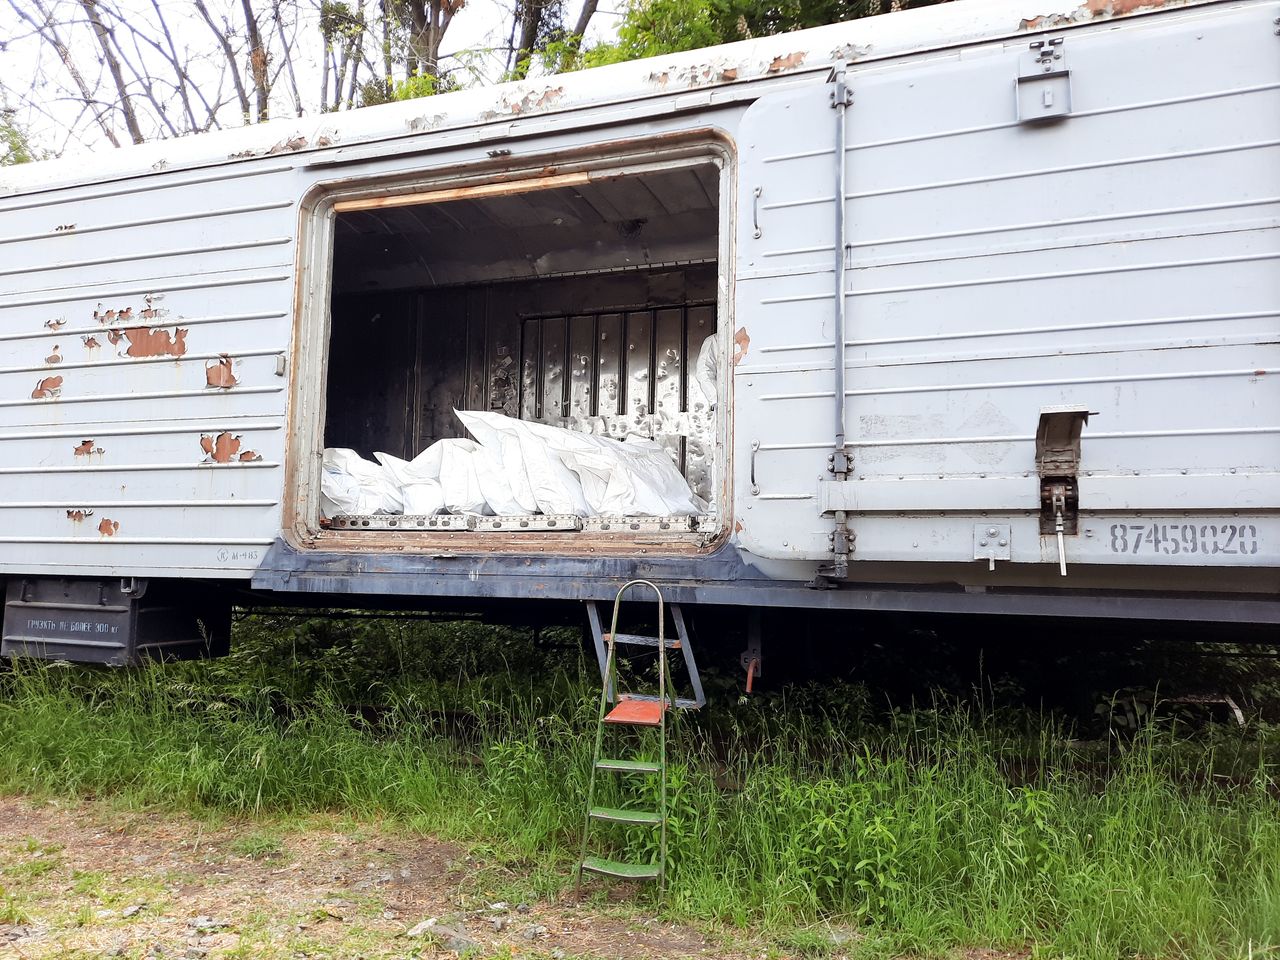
left=0, top=0, right=620, bottom=159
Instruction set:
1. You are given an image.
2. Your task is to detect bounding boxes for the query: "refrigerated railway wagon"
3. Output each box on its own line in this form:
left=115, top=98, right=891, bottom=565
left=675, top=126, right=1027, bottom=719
left=1, top=0, right=1278, bottom=666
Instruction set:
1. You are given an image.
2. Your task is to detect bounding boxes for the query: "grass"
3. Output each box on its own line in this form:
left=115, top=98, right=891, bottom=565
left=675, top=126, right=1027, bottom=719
left=229, top=829, right=284, bottom=860
left=0, top=617, right=1278, bottom=958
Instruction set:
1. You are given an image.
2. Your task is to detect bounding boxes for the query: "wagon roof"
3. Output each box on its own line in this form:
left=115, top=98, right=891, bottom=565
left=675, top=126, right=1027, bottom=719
left=1, top=0, right=1214, bottom=198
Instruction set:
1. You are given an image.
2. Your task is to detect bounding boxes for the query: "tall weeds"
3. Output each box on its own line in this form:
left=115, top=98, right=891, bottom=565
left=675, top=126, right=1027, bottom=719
left=0, top=623, right=1277, bottom=957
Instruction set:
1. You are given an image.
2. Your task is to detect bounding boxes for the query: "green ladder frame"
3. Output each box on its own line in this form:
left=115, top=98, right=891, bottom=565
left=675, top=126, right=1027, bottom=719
left=576, top=579, right=673, bottom=891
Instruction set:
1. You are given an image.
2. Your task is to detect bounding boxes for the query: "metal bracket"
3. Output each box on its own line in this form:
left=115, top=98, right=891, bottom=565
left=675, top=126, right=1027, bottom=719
left=120, top=577, right=148, bottom=599
left=1035, top=405, right=1090, bottom=478
left=1018, top=37, right=1071, bottom=122
left=739, top=608, right=762, bottom=695
left=973, top=524, right=1011, bottom=572
left=1036, top=405, right=1090, bottom=576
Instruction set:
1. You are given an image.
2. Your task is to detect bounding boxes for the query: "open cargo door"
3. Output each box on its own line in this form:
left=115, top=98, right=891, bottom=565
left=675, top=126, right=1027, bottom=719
left=736, top=2, right=1280, bottom=577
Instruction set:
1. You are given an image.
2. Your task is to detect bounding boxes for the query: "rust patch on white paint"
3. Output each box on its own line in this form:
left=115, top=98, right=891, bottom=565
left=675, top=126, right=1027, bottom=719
left=44, top=317, right=66, bottom=330
left=732, top=327, right=751, bottom=366
left=82, top=335, right=101, bottom=349
left=94, top=304, right=135, bottom=324
left=767, top=51, right=806, bottom=73
left=106, top=326, right=189, bottom=358
left=31, top=375, right=63, bottom=400
left=200, top=431, right=260, bottom=463
left=45, top=345, right=62, bottom=364
left=66, top=509, right=93, bottom=522
left=205, top=356, right=238, bottom=389
left=73, top=439, right=104, bottom=457
left=97, top=517, right=119, bottom=536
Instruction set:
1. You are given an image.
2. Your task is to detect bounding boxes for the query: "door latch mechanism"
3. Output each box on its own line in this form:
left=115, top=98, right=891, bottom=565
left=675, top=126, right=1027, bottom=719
left=1035, top=406, right=1091, bottom=577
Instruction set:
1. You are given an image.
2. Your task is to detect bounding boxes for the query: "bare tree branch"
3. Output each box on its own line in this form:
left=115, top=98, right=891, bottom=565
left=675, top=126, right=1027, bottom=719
left=240, top=0, right=270, bottom=121
left=77, top=0, right=145, bottom=144
left=571, top=0, right=597, bottom=41
left=192, top=0, right=253, bottom=123
left=7, top=0, right=121, bottom=146
left=270, top=0, right=304, bottom=117
left=147, top=0, right=200, bottom=131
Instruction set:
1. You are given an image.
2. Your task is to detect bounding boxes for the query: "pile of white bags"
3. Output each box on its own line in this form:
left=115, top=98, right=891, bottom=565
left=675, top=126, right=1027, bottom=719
left=320, top=410, right=707, bottom=519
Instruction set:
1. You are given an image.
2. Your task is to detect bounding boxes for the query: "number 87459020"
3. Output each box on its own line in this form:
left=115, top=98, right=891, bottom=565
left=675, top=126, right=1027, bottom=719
left=1107, top=523, right=1259, bottom=556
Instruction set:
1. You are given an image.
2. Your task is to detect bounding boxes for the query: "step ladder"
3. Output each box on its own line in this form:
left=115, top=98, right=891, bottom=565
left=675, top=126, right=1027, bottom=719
left=576, top=580, right=702, bottom=892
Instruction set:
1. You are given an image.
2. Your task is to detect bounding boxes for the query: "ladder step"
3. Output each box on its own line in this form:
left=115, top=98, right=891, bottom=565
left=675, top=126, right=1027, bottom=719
left=596, top=758, right=662, bottom=774
left=581, top=857, right=662, bottom=881
left=590, top=806, right=662, bottom=825
left=606, top=632, right=680, bottom=649
left=618, top=693, right=700, bottom=710
left=604, top=698, right=666, bottom=726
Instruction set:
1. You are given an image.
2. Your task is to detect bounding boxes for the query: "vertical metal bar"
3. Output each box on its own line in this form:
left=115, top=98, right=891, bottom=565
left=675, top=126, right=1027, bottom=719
left=584, top=600, right=611, bottom=700
left=576, top=603, right=616, bottom=896
left=654, top=584, right=668, bottom=892
left=671, top=603, right=705, bottom=708
left=833, top=68, right=850, bottom=464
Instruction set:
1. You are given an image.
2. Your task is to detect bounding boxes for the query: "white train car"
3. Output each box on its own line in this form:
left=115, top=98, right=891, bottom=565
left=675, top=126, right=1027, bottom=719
left=1, top=0, right=1277, bottom=664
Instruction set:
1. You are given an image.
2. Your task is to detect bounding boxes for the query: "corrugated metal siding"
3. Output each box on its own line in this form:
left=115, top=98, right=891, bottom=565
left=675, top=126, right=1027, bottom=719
left=0, top=160, right=299, bottom=576
left=735, top=1, right=1280, bottom=567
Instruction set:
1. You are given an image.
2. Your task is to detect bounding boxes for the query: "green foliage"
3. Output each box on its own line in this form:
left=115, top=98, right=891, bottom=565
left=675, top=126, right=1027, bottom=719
left=392, top=73, right=459, bottom=101
left=583, top=0, right=724, bottom=67
left=2, top=616, right=1280, bottom=957
left=574, top=0, right=944, bottom=69
left=319, top=1, right=367, bottom=42
left=0, top=112, right=41, bottom=166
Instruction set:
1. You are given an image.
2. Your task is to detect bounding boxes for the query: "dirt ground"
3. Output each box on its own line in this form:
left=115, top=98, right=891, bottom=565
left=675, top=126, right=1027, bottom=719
left=0, top=795, right=773, bottom=960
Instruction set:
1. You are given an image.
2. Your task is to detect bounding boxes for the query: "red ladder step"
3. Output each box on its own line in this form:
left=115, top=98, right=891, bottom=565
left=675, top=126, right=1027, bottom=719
left=604, top=697, right=665, bottom=726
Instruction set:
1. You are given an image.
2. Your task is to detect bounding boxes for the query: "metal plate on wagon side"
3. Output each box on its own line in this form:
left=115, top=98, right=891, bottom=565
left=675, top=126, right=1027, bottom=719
left=581, top=516, right=697, bottom=534
left=328, top=514, right=474, bottom=530
left=472, top=514, right=582, bottom=532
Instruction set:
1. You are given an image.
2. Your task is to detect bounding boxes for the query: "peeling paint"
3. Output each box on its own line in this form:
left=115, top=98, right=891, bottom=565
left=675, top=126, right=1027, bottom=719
left=45, top=345, right=62, bottom=364
left=139, top=295, right=163, bottom=320
left=1019, top=10, right=1087, bottom=27
left=648, top=63, right=734, bottom=90
left=106, top=325, right=189, bottom=358
left=54, top=223, right=76, bottom=232
left=44, top=318, right=65, bottom=330
left=767, top=51, right=806, bottom=73
left=408, top=114, right=446, bottom=132
left=66, top=509, right=93, bottom=522
left=200, top=431, right=261, bottom=463
left=1021, top=0, right=1171, bottom=27
left=732, top=327, right=751, bottom=367
left=82, top=335, right=101, bottom=349
left=266, top=135, right=308, bottom=155
left=31, top=375, right=63, bottom=400
left=73, top=439, right=104, bottom=457
left=94, top=304, right=135, bottom=324
left=532, top=86, right=564, bottom=109
left=734, top=520, right=744, bottom=534
left=97, top=517, right=119, bottom=537
left=831, top=42, right=872, bottom=61
left=205, top=356, right=238, bottom=389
